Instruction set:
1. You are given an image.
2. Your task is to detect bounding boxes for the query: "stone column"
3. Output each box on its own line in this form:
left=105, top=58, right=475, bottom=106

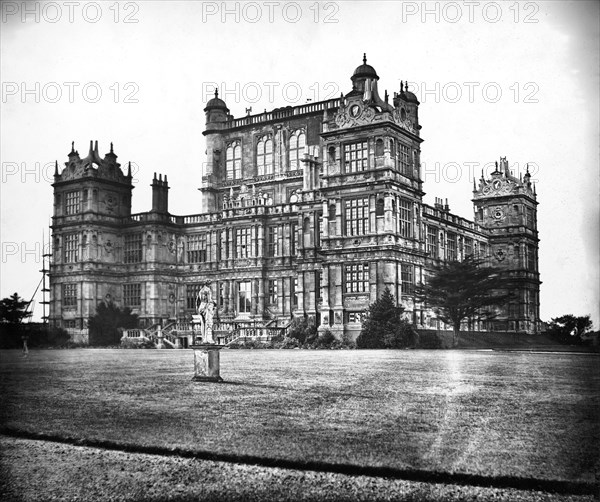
left=229, top=280, right=235, bottom=316
left=384, top=193, right=394, bottom=233
left=297, top=271, right=305, bottom=314
left=257, top=278, right=265, bottom=318
left=331, top=264, right=344, bottom=338
left=252, top=278, right=259, bottom=316
left=318, top=265, right=331, bottom=333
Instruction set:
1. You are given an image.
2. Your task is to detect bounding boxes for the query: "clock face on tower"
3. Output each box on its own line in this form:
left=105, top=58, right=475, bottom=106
left=493, top=207, right=505, bottom=221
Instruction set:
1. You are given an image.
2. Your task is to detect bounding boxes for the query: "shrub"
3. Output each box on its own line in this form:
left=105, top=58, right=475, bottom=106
left=314, top=329, right=336, bottom=349
left=89, top=301, right=139, bottom=346
left=288, top=317, right=317, bottom=345
left=121, top=337, right=156, bottom=349
left=279, top=337, right=302, bottom=349
left=357, top=287, right=418, bottom=349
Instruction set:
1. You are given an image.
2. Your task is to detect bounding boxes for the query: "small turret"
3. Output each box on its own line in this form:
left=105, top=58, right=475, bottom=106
left=204, top=89, right=230, bottom=131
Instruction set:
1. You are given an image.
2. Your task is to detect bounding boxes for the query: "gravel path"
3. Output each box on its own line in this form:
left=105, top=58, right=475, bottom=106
left=0, top=436, right=594, bottom=502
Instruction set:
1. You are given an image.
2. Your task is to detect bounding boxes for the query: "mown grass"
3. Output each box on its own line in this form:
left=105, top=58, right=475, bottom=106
left=0, top=349, right=598, bottom=484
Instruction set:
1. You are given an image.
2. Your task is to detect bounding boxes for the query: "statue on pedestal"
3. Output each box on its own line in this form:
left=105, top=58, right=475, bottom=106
left=195, top=282, right=216, bottom=344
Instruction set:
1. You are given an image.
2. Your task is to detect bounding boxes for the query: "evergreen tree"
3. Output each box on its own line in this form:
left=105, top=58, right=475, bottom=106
left=0, top=292, right=32, bottom=325
left=414, top=255, right=514, bottom=345
left=0, top=293, right=33, bottom=347
left=88, top=301, right=139, bottom=346
left=357, top=287, right=418, bottom=349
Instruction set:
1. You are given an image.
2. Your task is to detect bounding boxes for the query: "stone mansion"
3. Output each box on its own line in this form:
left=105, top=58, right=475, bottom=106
left=49, top=56, right=541, bottom=342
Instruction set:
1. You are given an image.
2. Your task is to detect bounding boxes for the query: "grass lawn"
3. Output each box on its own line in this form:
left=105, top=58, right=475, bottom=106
left=0, top=349, right=598, bottom=486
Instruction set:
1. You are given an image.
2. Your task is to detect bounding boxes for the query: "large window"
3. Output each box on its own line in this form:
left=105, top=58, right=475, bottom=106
left=187, top=234, right=207, bottom=263
left=345, top=263, right=369, bottom=293
left=62, top=283, right=77, bottom=307
left=345, top=197, right=369, bottom=236
left=290, top=222, right=297, bottom=255
left=398, top=199, right=412, bottom=238
left=464, top=237, right=473, bottom=257
left=124, top=233, right=143, bottom=263
left=527, top=245, right=536, bottom=271
left=257, top=136, right=274, bottom=175
left=226, top=141, right=242, bottom=180
left=238, top=281, right=252, bottom=314
left=398, top=143, right=410, bottom=175
left=291, top=276, right=298, bottom=307
left=123, top=283, right=141, bottom=307
left=267, top=280, right=278, bottom=305
left=220, top=230, right=230, bottom=260
left=65, top=191, right=80, bottom=215
left=289, top=130, right=306, bottom=171
left=447, top=233, right=457, bottom=261
left=401, top=263, right=414, bottom=295
left=63, top=233, right=79, bottom=263
left=426, top=225, right=438, bottom=257
left=236, top=228, right=253, bottom=258
left=186, top=284, right=202, bottom=310
left=343, top=141, right=368, bottom=173
left=267, top=226, right=281, bottom=257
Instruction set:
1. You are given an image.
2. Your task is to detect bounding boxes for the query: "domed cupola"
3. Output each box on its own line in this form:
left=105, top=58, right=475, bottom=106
left=204, top=88, right=229, bottom=113
left=350, top=53, right=379, bottom=93
left=204, top=89, right=230, bottom=129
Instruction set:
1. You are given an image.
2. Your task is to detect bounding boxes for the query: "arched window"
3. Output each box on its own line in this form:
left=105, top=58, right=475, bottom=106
left=303, top=217, right=311, bottom=232
left=328, top=146, right=336, bottom=164
left=328, top=203, right=336, bottom=220
left=226, top=141, right=242, bottom=180
left=375, top=139, right=384, bottom=157
left=289, top=130, right=306, bottom=171
left=257, top=136, right=273, bottom=176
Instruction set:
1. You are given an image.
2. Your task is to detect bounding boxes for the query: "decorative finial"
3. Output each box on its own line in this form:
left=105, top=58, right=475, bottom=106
left=89, top=140, right=93, bottom=153
left=384, top=90, right=389, bottom=103
left=54, top=160, right=58, bottom=176
left=214, top=88, right=218, bottom=98
left=127, top=161, right=132, bottom=177
left=400, top=80, right=403, bottom=90
left=363, top=53, right=367, bottom=64
left=110, top=142, right=114, bottom=154
left=526, top=163, right=530, bottom=174
left=405, top=81, right=409, bottom=93
left=71, top=141, right=75, bottom=153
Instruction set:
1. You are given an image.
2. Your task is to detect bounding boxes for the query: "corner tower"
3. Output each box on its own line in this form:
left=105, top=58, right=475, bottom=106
left=473, top=157, right=541, bottom=332
left=49, top=141, right=134, bottom=342
left=201, top=89, right=231, bottom=212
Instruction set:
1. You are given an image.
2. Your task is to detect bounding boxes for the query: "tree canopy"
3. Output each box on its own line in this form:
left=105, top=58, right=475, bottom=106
left=0, top=293, right=32, bottom=325
left=414, top=256, right=515, bottom=343
left=88, top=301, right=139, bottom=346
left=546, top=314, right=593, bottom=344
left=356, top=287, right=418, bottom=349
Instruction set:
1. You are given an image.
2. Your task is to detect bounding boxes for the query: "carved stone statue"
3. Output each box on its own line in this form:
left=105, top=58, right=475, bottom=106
left=196, top=283, right=216, bottom=344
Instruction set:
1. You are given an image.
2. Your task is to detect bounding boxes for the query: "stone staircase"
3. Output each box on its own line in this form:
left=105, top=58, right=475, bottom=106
left=121, top=318, right=290, bottom=348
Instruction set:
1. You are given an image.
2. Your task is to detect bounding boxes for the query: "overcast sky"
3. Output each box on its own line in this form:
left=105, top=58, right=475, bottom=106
left=1, top=0, right=598, bottom=326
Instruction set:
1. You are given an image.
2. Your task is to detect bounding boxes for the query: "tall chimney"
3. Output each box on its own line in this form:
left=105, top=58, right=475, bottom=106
left=151, top=173, right=169, bottom=214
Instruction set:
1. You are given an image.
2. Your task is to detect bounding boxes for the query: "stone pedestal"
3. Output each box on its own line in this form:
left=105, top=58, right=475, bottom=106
left=191, top=344, right=224, bottom=382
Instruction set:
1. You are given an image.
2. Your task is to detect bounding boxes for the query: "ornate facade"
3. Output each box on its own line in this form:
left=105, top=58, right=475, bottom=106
left=49, top=57, right=541, bottom=343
